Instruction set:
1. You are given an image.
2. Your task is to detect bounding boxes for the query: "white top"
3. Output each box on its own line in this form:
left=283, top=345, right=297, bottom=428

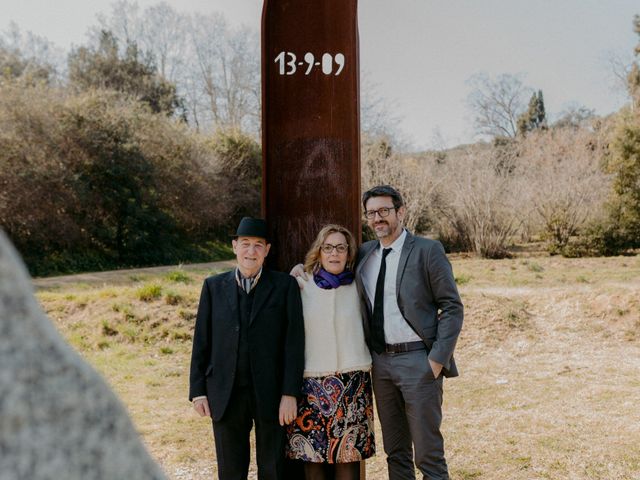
left=360, top=229, right=422, bottom=344
left=298, top=277, right=372, bottom=377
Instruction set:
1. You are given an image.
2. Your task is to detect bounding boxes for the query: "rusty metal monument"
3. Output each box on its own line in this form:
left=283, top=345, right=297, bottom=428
left=262, top=0, right=361, bottom=272
left=262, top=1, right=364, bottom=477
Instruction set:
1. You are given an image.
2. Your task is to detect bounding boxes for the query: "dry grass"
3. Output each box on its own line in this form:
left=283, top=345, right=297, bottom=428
left=34, top=255, right=640, bottom=479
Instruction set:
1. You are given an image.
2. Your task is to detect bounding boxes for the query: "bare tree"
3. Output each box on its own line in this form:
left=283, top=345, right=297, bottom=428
left=1, top=22, right=65, bottom=81
left=92, top=1, right=143, bottom=46
left=90, top=1, right=260, bottom=134
left=518, top=128, right=610, bottom=252
left=552, top=102, right=596, bottom=130
left=137, top=3, right=189, bottom=83
left=432, top=146, right=525, bottom=258
left=361, top=135, right=441, bottom=233
left=605, top=50, right=635, bottom=102
left=467, top=72, right=531, bottom=139
left=92, top=2, right=189, bottom=82
left=189, top=14, right=260, bottom=133
left=360, top=73, right=402, bottom=139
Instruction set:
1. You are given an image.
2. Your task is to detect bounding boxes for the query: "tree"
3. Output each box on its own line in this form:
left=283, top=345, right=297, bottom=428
left=431, top=146, right=524, bottom=258
left=68, top=30, right=184, bottom=116
left=467, top=73, right=531, bottom=139
left=0, top=23, right=60, bottom=84
left=517, top=128, right=609, bottom=253
left=552, top=103, right=596, bottom=130
left=361, top=135, right=440, bottom=235
left=0, top=47, right=51, bottom=84
left=93, top=1, right=189, bottom=86
left=91, top=1, right=260, bottom=134
left=627, top=14, right=640, bottom=107
left=0, top=82, right=243, bottom=274
left=189, top=14, right=260, bottom=132
left=517, top=90, right=547, bottom=135
left=603, top=108, right=640, bottom=249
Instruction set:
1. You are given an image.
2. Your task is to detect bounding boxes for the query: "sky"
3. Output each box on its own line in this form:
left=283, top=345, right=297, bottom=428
left=2, top=0, right=638, bottom=150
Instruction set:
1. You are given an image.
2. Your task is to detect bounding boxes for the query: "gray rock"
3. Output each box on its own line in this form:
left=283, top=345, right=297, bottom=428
left=0, top=230, right=166, bottom=480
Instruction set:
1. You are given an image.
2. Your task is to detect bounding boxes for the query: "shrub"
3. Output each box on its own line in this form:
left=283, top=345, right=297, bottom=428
left=136, top=284, right=162, bottom=302
left=165, top=270, right=192, bottom=283
left=431, top=147, right=522, bottom=259
left=0, top=81, right=238, bottom=275
left=516, top=128, right=609, bottom=254
left=164, top=291, right=183, bottom=305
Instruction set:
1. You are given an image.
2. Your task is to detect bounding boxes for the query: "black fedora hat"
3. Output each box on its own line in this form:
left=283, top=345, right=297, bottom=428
left=232, top=217, right=269, bottom=240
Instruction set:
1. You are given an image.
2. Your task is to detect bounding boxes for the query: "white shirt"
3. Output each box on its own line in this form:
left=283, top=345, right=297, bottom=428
left=361, top=229, right=422, bottom=344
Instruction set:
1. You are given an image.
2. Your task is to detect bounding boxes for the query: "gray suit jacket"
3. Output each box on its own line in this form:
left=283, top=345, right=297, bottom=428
left=355, top=230, right=463, bottom=377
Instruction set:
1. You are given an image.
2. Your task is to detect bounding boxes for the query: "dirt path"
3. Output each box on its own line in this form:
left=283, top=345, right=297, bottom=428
left=32, top=260, right=236, bottom=290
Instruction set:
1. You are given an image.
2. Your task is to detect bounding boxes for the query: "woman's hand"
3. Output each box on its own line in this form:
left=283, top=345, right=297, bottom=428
left=289, top=263, right=308, bottom=280
left=289, top=263, right=308, bottom=289
left=278, top=395, right=298, bottom=426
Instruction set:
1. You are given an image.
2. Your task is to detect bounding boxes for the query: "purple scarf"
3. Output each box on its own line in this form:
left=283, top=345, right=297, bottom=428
left=314, top=268, right=354, bottom=289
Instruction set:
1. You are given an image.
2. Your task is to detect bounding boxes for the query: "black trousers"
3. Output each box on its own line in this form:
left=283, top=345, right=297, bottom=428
left=212, top=385, right=285, bottom=480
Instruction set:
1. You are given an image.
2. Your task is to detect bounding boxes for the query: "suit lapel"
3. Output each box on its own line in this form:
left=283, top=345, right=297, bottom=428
left=396, top=230, right=415, bottom=295
left=250, top=269, right=274, bottom=325
left=223, top=270, right=239, bottom=324
left=356, top=241, right=379, bottom=314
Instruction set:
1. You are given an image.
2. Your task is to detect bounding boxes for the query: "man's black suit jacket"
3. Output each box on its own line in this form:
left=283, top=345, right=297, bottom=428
left=189, top=268, right=304, bottom=422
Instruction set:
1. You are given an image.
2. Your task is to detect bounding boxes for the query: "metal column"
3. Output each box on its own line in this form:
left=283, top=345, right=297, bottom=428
left=261, top=0, right=361, bottom=271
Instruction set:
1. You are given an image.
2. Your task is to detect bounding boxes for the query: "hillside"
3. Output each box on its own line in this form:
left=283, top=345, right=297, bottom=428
left=35, top=254, right=640, bottom=479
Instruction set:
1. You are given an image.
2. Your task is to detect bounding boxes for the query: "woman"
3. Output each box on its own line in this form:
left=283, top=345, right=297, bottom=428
left=286, top=225, right=375, bottom=480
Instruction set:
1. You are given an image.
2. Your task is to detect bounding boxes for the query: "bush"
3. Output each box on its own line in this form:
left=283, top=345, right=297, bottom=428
left=135, top=284, right=162, bottom=302
left=431, top=146, right=522, bottom=259
left=0, top=81, right=240, bottom=275
left=516, top=128, right=610, bottom=254
left=164, top=291, right=184, bottom=305
left=165, top=270, right=192, bottom=283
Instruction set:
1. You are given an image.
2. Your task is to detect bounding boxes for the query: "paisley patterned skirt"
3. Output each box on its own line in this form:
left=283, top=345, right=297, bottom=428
left=286, top=370, right=375, bottom=463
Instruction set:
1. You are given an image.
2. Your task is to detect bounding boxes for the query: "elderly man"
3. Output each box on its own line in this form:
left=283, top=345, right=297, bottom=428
left=189, top=217, right=304, bottom=480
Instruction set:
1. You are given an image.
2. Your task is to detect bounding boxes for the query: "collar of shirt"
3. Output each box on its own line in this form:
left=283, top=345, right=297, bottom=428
left=235, top=267, right=263, bottom=292
left=378, top=228, right=407, bottom=256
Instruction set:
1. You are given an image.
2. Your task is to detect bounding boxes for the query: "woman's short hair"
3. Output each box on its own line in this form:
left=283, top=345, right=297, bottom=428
left=303, top=224, right=357, bottom=274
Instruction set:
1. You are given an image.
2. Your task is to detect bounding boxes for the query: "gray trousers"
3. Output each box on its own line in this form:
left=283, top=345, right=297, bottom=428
left=372, top=349, right=448, bottom=480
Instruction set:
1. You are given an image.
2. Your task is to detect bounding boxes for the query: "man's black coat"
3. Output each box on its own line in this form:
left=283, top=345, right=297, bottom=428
left=189, top=268, right=305, bottom=422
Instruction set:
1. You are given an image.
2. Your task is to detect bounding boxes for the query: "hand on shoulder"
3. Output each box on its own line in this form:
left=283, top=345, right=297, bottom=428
left=289, top=263, right=308, bottom=289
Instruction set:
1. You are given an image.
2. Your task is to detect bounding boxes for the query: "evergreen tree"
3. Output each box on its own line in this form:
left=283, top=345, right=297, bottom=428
left=517, top=90, right=547, bottom=135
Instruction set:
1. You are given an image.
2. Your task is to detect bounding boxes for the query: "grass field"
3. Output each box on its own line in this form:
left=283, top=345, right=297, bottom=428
left=34, top=254, right=640, bottom=479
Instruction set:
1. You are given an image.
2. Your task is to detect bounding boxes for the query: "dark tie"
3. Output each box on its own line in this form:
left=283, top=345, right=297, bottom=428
left=371, top=248, right=392, bottom=354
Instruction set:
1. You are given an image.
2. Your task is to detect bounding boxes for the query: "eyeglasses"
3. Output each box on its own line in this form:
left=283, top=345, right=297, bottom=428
left=321, top=243, right=348, bottom=254
left=364, top=207, right=396, bottom=219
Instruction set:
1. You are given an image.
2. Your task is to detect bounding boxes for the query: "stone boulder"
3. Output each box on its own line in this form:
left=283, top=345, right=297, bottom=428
left=0, top=230, right=166, bottom=480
